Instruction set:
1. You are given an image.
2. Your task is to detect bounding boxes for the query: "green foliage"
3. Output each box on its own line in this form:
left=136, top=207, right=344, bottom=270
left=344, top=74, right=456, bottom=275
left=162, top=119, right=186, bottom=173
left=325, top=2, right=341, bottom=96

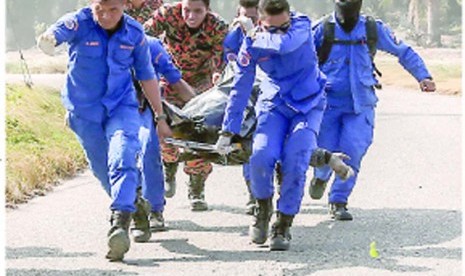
left=76, top=0, right=88, bottom=9
left=6, top=0, right=79, bottom=50
left=6, top=84, right=87, bottom=204
left=34, top=21, right=48, bottom=39
left=6, top=117, right=42, bottom=145
left=5, top=0, right=462, bottom=49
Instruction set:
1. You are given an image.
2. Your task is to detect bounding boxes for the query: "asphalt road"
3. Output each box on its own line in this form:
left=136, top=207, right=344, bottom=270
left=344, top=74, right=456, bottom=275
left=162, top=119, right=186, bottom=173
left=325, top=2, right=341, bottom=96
left=5, top=86, right=462, bottom=275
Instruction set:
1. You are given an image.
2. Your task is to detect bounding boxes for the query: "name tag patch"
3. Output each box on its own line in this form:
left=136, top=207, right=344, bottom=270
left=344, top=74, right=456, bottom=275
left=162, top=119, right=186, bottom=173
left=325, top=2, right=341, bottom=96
left=120, top=44, right=135, bottom=50
left=85, top=41, right=100, bottom=46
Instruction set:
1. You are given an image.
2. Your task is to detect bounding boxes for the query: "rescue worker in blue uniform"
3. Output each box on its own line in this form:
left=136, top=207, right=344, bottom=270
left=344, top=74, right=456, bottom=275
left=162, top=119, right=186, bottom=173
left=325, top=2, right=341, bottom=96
left=310, top=0, right=436, bottom=221
left=223, top=0, right=259, bottom=216
left=135, top=35, right=195, bottom=239
left=216, top=0, right=327, bottom=251
left=37, top=0, right=171, bottom=261
left=224, top=0, right=259, bottom=63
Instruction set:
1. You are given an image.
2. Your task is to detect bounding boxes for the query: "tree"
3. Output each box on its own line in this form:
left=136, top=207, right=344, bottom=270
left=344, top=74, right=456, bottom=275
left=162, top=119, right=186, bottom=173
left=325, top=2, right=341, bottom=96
left=408, top=0, right=421, bottom=33
left=426, top=0, right=441, bottom=46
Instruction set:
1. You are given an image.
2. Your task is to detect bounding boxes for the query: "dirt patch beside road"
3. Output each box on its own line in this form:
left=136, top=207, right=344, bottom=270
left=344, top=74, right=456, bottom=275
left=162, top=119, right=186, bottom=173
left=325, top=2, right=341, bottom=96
left=6, top=47, right=462, bottom=95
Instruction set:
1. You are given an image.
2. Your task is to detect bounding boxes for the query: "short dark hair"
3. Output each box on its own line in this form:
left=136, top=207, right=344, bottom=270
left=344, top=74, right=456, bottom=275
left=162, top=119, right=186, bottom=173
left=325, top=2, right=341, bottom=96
left=258, top=0, right=290, bottom=15
left=240, top=0, right=259, bottom=8
left=89, top=0, right=125, bottom=4
left=91, top=0, right=124, bottom=3
left=189, top=0, right=210, bottom=8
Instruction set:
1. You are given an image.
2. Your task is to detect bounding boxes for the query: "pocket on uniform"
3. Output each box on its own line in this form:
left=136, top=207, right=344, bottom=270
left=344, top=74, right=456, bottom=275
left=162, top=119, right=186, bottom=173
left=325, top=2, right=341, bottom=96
left=357, top=61, right=377, bottom=87
left=359, top=72, right=377, bottom=87
left=113, top=48, right=133, bottom=65
left=321, top=58, right=347, bottom=92
left=76, top=42, right=103, bottom=69
left=77, top=43, right=103, bottom=58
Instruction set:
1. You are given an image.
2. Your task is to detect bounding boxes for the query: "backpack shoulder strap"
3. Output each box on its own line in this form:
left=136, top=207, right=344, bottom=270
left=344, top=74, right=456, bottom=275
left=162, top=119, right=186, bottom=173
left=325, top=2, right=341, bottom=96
left=365, top=15, right=378, bottom=59
left=317, top=15, right=335, bottom=66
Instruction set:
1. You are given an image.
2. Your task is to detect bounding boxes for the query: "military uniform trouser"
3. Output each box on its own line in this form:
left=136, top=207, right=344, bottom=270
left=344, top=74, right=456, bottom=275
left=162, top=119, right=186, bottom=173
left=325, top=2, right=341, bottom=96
left=314, top=108, right=375, bottom=204
left=243, top=163, right=251, bottom=182
left=68, top=105, right=141, bottom=212
left=161, top=143, right=213, bottom=177
left=139, top=108, right=165, bottom=213
left=160, top=79, right=214, bottom=178
left=250, top=99, right=325, bottom=215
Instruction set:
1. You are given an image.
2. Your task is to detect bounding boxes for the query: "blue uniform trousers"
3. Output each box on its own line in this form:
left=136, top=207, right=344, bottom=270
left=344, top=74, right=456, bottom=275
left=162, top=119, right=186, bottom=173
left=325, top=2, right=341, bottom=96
left=139, top=108, right=165, bottom=213
left=314, top=108, right=375, bottom=203
left=243, top=163, right=251, bottom=182
left=250, top=99, right=325, bottom=215
left=68, top=105, right=141, bottom=213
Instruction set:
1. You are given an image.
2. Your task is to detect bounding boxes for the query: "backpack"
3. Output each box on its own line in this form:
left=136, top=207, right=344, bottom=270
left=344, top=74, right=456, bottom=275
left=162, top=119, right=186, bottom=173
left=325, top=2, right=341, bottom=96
left=317, top=15, right=382, bottom=80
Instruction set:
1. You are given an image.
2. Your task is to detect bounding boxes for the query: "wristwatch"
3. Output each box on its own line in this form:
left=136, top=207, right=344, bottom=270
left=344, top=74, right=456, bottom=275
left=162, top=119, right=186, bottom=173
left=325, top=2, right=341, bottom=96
left=155, top=113, right=167, bottom=122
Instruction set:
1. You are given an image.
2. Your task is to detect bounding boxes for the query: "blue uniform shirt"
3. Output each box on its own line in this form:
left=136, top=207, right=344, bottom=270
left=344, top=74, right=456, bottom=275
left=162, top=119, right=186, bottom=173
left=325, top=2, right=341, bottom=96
left=313, top=13, right=432, bottom=113
left=222, top=13, right=326, bottom=134
left=223, top=25, right=245, bottom=62
left=50, top=7, right=156, bottom=122
left=146, top=36, right=182, bottom=84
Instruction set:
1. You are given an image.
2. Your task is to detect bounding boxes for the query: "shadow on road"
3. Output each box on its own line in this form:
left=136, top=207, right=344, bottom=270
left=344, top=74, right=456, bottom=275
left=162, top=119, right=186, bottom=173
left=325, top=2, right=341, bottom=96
left=126, top=207, right=461, bottom=274
left=5, top=247, right=132, bottom=276
left=153, top=219, right=247, bottom=235
left=6, top=246, right=94, bottom=259
left=6, top=269, right=137, bottom=276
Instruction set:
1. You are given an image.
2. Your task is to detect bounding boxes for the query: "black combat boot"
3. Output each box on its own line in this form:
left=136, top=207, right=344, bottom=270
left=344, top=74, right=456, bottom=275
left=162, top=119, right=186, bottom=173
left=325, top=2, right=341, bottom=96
left=150, top=211, right=167, bottom=232
left=308, top=177, right=329, bottom=200
left=245, top=180, right=256, bottom=215
left=130, top=191, right=152, bottom=243
left=106, top=211, right=132, bottom=261
left=330, top=203, right=353, bottom=221
left=249, top=198, right=273, bottom=244
left=270, top=212, right=294, bottom=251
left=188, top=174, right=208, bottom=211
left=164, top=162, right=178, bottom=198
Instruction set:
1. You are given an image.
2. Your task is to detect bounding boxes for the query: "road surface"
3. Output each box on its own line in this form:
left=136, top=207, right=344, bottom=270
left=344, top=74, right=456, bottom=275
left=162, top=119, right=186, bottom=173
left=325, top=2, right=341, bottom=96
left=5, top=86, right=462, bottom=275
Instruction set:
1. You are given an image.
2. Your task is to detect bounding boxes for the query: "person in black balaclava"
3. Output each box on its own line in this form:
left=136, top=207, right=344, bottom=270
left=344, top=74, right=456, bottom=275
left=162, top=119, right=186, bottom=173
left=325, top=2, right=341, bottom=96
left=310, top=0, right=436, bottom=221
left=335, top=0, right=362, bottom=32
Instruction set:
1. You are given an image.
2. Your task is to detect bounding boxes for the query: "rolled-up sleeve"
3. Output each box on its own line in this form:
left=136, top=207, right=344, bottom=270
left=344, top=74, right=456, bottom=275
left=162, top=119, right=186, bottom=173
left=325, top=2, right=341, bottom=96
left=133, top=35, right=156, bottom=81
left=152, top=40, right=182, bottom=83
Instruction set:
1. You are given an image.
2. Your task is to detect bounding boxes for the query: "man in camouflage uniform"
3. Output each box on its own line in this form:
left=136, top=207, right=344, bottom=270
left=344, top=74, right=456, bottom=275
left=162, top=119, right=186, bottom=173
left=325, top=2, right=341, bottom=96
left=144, top=0, right=228, bottom=211
left=125, top=0, right=164, bottom=23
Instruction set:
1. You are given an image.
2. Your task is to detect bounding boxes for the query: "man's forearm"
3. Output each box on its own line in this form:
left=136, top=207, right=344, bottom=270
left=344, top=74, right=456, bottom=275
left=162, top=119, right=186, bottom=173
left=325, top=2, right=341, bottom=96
left=140, top=79, right=164, bottom=116
left=170, top=79, right=196, bottom=102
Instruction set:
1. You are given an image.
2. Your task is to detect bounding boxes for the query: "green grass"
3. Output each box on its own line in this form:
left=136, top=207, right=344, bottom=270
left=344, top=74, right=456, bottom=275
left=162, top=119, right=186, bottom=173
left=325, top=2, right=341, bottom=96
left=5, top=84, right=87, bottom=204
